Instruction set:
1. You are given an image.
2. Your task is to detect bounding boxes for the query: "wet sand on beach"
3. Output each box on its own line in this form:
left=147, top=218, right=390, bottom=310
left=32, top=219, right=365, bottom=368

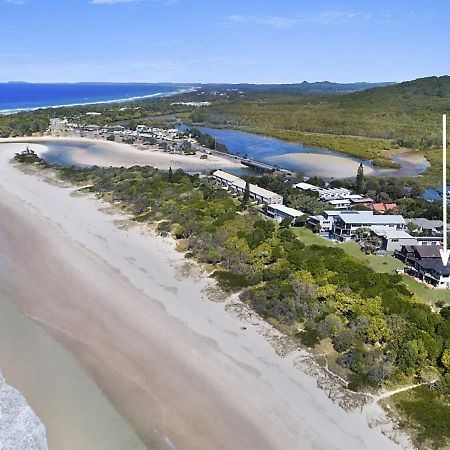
left=266, top=152, right=375, bottom=178
left=0, top=142, right=406, bottom=450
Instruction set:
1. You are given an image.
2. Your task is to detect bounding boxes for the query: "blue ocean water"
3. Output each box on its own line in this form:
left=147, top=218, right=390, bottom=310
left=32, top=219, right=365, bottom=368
left=0, top=83, right=189, bottom=113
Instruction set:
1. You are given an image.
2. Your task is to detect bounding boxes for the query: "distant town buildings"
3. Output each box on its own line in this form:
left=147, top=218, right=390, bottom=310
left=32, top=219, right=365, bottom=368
left=170, top=101, right=211, bottom=107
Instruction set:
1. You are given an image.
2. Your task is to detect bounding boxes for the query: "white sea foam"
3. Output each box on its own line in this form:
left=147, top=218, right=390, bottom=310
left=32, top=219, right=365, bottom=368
left=0, top=372, right=48, bottom=450
left=0, top=87, right=196, bottom=115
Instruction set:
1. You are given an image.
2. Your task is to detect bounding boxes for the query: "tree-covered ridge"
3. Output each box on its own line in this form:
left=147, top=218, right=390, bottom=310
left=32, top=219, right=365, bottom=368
left=188, top=76, right=450, bottom=150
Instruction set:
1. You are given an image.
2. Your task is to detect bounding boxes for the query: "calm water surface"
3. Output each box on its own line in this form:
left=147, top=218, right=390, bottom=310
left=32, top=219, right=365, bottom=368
left=179, top=125, right=429, bottom=179
left=24, top=126, right=429, bottom=180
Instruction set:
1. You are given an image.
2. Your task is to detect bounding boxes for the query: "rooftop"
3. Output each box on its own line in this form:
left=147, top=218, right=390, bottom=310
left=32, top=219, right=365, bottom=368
left=212, top=170, right=239, bottom=183
left=294, top=182, right=321, bottom=191
left=414, top=245, right=442, bottom=258
left=328, top=199, right=351, bottom=205
left=406, top=218, right=444, bottom=229
left=267, top=204, right=303, bottom=217
left=370, top=227, right=416, bottom=240
left=337, top=211, right=405, bottom=225
left=416, top=259, right=450, bottom=276
left=249, top=183, right=283, bottom=200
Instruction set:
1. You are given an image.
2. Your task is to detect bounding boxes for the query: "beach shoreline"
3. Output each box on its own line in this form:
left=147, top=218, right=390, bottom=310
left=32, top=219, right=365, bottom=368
left=0, top=85, right=195, bottom=115
left=0, top=135, right=245, bottom=171
left=0, top=142, right=412, bottom=449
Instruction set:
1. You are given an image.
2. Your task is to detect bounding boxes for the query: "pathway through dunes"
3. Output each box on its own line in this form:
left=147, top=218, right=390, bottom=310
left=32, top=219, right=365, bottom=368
left=0, top=143, right=406, bottom=450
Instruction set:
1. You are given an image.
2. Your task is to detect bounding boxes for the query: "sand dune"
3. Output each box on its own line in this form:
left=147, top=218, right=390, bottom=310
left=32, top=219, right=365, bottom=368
left=0, top=142, right=407, bottom=450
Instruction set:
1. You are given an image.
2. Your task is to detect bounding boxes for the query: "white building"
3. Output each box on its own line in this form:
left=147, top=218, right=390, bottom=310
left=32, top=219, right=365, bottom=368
left=332, top=211, right=406, bottom=241
left=212, top=170, right=283, bottom=205
left=415, top=259, right=450, bottom=289
left=370, top=227, right=418, bottom=252
left=212, top=170, right=238, bottom=189
left=50, top=118, right=68, bottom=132
left=294, top=182, right=373, bottom=207
left=294, top=182, right=323, bottom=193
left=306, top=210, right=340, bottom=234
left=266, top=204, right=303, bottom=224
left=327, top=199, right=352, bottom=209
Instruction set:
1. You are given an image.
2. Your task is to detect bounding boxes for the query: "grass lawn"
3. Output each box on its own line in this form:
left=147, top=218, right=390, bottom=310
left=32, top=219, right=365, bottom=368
left=292, top=227, right=450, bottom=305
left=292, top=227, right=336, bottom=247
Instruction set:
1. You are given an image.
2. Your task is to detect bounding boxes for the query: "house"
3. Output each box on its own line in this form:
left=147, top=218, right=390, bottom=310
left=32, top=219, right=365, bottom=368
left=405, top=218, right=444, bottom=236
left=395, top=244, right=449, bottom=288
left=233, top=178, right=283, bottom=204
left=415, top=259, right=450, bottom=288
left=83, top=124, right=100, bottom=132
left=412, top=245, right=442, bottom=260
left=212, top=170, right=283, bottom=205
left=371, top=203, right=397, bottom=213
left=212, top=170, right=239, bottom=189
left=395, top=244, right=441, bottom=264
left=348, top=196, right=374, bottom=206
left=319, top=188, right=352, bottom=201
left=332, top=211, right=406, bottom=241
left=370, top=227, right=418, bottom=252
left=395, top=245, right=416, bottom=263
left=266, top=204, right=303, bottom=224
left=417, top=236, right=443, bottom=246
left=327, top=199, right=352, bottom=209
left=50, top=118, right=68, bottom=132
left=294, top=182, right=323, bottom=193
left=306, top=210, right=340, bottom=234
left=294, top=183, right=353, bottom=201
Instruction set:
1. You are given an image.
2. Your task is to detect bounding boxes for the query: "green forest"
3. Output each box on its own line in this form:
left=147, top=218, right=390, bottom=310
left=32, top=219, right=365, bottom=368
left=185, top=76, right=450, bottom=179
left=15, top=150, right=450, bottom=448
left=189, top=76, right=450, bottom=148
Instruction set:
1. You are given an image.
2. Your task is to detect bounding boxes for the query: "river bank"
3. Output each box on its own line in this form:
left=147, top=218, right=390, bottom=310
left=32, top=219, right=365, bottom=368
left=0, top=142, right=413, bottom=450
left=178, top=124, right=429, bottom=179
left=0, top=136, right=245, bottom=172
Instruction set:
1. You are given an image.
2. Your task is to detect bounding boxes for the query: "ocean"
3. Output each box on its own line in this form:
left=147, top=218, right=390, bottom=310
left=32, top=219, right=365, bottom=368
left=0, top=82, right=190, bottom=114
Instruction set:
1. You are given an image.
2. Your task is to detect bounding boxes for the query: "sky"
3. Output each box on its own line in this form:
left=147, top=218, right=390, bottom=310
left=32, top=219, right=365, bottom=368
left=0, top=0, right=449, bottom=84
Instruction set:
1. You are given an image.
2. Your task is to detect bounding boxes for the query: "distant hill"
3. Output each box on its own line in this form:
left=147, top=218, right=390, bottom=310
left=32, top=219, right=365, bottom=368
left=196, top=81, right=395, bottom=94
left=337, top=76, right=450, bottom=112
left=190, top=76, right=450, bottom=149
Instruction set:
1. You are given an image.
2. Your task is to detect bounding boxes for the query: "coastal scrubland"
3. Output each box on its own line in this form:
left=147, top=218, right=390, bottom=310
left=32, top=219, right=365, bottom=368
left=185, top=76, right=450, bottom=183
left=15, top=150, right=450, bottom=449
left=2, top=76, right=450, bottom=186
left=189, top=77, right=450, bottom=148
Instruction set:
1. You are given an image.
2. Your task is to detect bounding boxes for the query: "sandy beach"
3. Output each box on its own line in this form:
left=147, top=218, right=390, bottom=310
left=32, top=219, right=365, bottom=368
left=0, top=136, right=245, bottom=171
left=266, top=152, right=375, bottom=178
left=0, top=142, right=409, bottom=450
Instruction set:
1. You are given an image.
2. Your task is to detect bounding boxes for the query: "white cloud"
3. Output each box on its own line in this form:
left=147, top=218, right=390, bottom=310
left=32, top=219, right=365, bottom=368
left=90, top=0, right=177, bottom=4
left=5, top=0, right=27, bottom=4
left=91, top=0, right=141, bottom=3
left=228, top=15, right=298, bottom=29
left=227, top=10, right=403, bottom=28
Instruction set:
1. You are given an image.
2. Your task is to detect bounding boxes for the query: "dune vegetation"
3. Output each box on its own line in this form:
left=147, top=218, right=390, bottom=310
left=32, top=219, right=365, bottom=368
left=15, top=149, right=450, bottom=448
